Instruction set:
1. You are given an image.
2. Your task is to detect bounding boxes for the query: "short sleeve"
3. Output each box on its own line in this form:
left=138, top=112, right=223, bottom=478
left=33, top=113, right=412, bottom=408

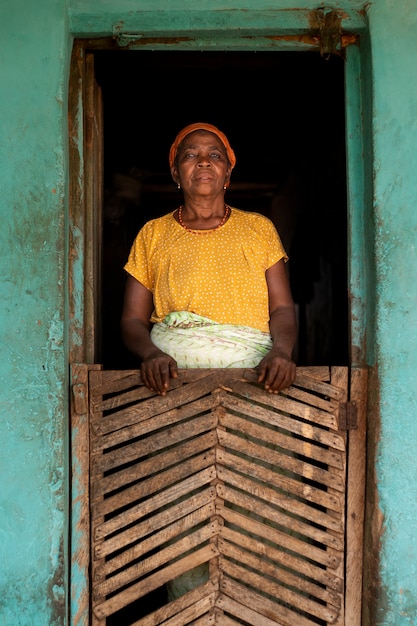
left=124, top=227, right=152, bottom=291
left=264, top=216, right=288, bottom=268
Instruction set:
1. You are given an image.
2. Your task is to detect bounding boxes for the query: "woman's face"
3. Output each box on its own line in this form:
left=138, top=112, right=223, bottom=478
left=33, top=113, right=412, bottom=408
left=171, top=130, right=231, bottom=199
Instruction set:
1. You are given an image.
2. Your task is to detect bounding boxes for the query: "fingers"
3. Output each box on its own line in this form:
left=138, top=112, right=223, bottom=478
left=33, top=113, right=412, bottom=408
left=141, top=354, right=178, bottom=395
left=257, top=356, right=296, bottom=394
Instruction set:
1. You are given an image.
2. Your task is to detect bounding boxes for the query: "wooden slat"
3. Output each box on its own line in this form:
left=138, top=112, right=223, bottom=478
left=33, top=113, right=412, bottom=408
left=220, top=393, right=346, bottom=452
left=217, top=470, right=344, bottom=538
left=97, top=505, right=217, bottom=579
left=92, top=413, right=218, bottom=474
left=93, top=545, right=218, bottom=619
left=217, top=443, right=343, bottom=512
left=218, top=424, right=344, bottom=491
left=217, top=429, right=344, bottom=492
left=70, top=363, right=101, bottom=626
left=324, top=369, right=348, bottom=626
left=131, top=579, right=219, bottom=626
left=219, top=409, right=345, bottom=469
left=91, top=373, right=220, bottom=434
left=92, top=395, right=215, bottom=451
left=95, top=486, right=217, bottom=557
left=345, top=367, right=367, bottom=626
left=219, top=576, right=326, bottom=626
left=95, top=522, right=219, bottom=598
left=227, top=380, right=341, bottom=430
left=89, top=369, right=142, bottom=394
left=219, top=506, right=343, bottom=589
left=218, top=536, right=341, bottom=607
left=133, top=595, right=215, bottom=626
left=93, top=449, right=215, bottom=518
left=217, top=593, right=287, bottom=626
left=92, top=433, right=217, bottom=502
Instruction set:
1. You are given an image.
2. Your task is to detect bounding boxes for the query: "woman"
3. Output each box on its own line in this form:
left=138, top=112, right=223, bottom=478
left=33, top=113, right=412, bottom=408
left=121, top=122, right=297, bottom=395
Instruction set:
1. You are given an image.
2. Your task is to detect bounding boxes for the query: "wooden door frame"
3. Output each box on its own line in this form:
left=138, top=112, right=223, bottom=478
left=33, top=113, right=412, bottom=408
left=68, top=36, right=368, bottom=626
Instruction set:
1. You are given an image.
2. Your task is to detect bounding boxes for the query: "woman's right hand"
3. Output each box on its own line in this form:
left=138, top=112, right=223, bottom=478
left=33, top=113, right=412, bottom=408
left=140, top=347, right=178, bottom=396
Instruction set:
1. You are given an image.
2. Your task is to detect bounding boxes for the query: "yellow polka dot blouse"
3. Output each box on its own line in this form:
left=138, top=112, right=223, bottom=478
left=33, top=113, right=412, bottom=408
left=124, top=207, right=288, bottom=334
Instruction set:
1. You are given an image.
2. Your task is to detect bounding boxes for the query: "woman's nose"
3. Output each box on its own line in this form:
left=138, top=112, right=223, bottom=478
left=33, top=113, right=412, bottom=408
left=197, top=154, right=210, bottom=166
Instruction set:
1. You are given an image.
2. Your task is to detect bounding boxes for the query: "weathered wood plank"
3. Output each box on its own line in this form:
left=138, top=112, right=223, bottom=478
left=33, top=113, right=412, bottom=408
left=218, top=537, right=340, bottom=610
left=219, top=506, right=343, bottom=589
left=92, top=395, right=215, bottom=451
left=134, top=596, right=215, bottom=626
left=217, top=443, right=343, bottom=512
left=93, top=449, right=215, bottom=518
left=92, top=413, right=218, bottom=474
left=70, top=363, right=101, bottom=626
left=219, top=409, right=345, bottom=469
left=91, top=373, right=220, bottom=434
left=217, top=592, right=285, bottom=626
left=220, top=393, right=346, bottom=451
left=217, top=470, right=344, bottom=539
left=325, top=367, right=349, bottom=626
left=97, top=505, right=217, bottom=579
left=89, top=369, right=142, bottom=393
left=218, top=423, right=344, bottom=489
left=92, top=433, right=217, bottom=502
left=345, top=367, right=368, bottom=626
left=95, top=485, right=217, bottom=556
left=217, top=423, right=344, bottom=491
left=281, top=383, right=339, bottom=412
left=219, top=575, right=328, bottom=626
left=130, top=579, right=219, bottom=626
left=95, top=522, right=218, bottom=598
left=241, top=366, right=331, bottom=385
left=226, top=380, right=340, bottom=429
left=93, top=545, right=218, bottom=619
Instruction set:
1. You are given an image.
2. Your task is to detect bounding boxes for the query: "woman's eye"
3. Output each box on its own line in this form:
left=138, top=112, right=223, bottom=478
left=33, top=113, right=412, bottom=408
left=210, top=153, right=221, bottom=159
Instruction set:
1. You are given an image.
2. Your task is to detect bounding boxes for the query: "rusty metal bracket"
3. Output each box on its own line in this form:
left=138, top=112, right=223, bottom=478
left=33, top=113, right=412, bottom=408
left=338, top=400, right=358, bottom=430
left=310, top=8, right=343, bottom=57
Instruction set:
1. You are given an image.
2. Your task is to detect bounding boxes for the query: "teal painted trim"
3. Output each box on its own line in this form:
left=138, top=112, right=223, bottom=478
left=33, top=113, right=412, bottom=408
left=70, top=0, right=368, bottom=10
left=345, top=32, right=376, bottom=368
left=345, top=44, right=367, bottom=366
left=69, top=8, right=367, bottom=38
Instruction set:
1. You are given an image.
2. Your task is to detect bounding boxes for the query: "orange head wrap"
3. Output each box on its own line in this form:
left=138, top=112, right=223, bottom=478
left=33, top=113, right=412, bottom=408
left=169, top=122, right=236, bottom=171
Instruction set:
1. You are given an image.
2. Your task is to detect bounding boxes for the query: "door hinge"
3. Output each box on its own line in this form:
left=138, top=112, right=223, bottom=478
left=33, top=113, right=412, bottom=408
left=338, top=400, right=358, bottom=430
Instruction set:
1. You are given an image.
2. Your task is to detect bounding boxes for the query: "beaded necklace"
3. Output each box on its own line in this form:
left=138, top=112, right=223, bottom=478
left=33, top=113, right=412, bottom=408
left=177, top=204, right=230, bottom=234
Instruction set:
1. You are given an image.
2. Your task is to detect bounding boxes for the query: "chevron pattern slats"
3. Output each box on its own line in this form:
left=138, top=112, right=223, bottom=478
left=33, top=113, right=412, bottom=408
left=89, top=367, right=347, bottom=625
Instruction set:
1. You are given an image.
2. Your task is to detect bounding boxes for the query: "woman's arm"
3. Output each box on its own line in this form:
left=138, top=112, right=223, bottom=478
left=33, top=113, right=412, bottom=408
left=121, top=275, right=178, bottom=395
left=257, top=259, right=297, bottom=393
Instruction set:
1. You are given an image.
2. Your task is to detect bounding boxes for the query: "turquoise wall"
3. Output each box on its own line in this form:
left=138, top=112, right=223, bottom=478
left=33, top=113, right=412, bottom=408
left=366, top=3, right=417, bottom=624
left=1, top=0, right=417, bottom=624
left=0, top=0, right=70, bottom=624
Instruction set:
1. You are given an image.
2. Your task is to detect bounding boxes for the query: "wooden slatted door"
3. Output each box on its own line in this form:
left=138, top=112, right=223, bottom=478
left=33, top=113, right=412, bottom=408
left=72, top=365, right=365, bottom=626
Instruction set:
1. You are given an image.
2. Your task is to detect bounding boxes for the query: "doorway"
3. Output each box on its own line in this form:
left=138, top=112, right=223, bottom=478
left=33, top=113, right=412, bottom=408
left=92, top=50, right=348, bottom=371
left=69, top=45, right=365, bottom=626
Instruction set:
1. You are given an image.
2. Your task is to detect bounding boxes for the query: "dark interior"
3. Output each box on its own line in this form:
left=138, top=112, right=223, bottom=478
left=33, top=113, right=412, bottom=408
left=94, top=50, right=348, bottom=371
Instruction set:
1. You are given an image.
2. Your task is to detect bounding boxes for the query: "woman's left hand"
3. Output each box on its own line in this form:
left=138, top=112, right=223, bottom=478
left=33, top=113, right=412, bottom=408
left=257, top=348, right=296, bottom=393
